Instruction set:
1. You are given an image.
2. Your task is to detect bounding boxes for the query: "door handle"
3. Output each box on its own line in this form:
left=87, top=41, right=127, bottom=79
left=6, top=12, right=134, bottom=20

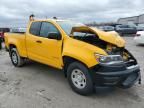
left=36, top=40, right=42, bottom=43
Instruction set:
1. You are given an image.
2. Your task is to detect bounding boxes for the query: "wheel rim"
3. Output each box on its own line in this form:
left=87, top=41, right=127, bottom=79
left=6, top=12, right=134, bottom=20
left=71, top=69, right=86, bottom=89
left=11, top=52, right=18, bottom=64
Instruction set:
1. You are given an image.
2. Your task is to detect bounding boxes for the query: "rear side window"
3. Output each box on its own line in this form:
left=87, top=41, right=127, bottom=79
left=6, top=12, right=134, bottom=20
left=29, top=22, right=41, bottom=36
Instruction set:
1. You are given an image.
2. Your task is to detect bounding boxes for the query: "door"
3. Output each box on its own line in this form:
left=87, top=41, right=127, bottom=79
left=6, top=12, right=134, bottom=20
left=26, top=21, right=63, bottom=69
left=26, top=21, right=43, bottom=61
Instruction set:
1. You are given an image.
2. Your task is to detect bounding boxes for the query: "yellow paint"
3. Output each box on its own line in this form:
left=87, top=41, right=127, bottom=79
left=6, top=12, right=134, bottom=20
left=5, top=19, right=126, bottom=69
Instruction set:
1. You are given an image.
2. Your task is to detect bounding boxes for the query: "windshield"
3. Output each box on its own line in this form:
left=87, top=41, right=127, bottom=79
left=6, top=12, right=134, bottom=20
left=57, top=21, right=85, bottom=35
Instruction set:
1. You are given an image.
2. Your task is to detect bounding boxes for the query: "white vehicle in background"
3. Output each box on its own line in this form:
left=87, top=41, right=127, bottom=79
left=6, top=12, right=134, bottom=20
left=134, top=31, right=144, bottom=44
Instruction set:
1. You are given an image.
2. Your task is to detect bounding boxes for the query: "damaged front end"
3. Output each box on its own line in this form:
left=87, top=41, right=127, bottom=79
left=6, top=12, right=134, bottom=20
left=71, top=26, right=141, bottom=89
left=92, top=48, right=141, bottom=89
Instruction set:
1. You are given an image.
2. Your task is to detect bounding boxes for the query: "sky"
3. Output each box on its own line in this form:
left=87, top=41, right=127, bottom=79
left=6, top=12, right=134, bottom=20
left=0, top=0, right=144, bottom=27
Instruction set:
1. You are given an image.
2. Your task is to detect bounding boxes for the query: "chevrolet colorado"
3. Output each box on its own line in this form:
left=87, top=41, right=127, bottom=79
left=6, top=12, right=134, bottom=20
left=5, top=19, right=141, bottom=95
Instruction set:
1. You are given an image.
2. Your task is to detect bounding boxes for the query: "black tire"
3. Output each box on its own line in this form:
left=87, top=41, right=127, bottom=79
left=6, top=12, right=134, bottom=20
left=67, top=62, right=94, bottom=95
left=10, top=48, right=25, bottom=67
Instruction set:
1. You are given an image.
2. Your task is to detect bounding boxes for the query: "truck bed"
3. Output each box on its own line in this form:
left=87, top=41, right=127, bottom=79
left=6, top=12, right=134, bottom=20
left=4, top=33, right=27, bottom=57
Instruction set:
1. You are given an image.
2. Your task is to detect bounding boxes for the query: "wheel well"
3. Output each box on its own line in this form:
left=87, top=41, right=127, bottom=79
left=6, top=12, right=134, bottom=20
left=9, top=44, right=16, bottom=55
left=63, top=56, right=87, bottom=77
left=9, top=44, right=16, bottom=50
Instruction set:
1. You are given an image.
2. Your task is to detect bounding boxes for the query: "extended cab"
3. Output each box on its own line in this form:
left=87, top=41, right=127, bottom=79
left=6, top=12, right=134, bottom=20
left=5, top=19, right=141, bottom=95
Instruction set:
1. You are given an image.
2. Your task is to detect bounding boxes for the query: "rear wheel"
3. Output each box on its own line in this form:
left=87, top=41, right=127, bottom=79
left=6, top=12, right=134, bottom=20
left=67, top=62, right=94, bottom=95
left=10, top=48, right=25, bottom=67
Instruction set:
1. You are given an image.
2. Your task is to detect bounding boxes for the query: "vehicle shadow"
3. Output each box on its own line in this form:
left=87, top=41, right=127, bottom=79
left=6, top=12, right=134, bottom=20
left=136, top=44, right=144, bottom=47
left=25, top=60, right=142, bottom=95
left=23, top=60, right=66, bottom=83
left=15, top=60, right=143, bottom=107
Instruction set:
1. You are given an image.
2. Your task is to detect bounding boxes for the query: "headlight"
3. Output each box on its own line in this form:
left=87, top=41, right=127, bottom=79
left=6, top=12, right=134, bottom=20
left=95, top=53, right=123, bottom=65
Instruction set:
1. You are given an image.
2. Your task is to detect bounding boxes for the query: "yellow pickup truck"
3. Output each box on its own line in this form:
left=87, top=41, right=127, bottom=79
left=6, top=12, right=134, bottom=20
left=5, top=19, right=141, bottom=95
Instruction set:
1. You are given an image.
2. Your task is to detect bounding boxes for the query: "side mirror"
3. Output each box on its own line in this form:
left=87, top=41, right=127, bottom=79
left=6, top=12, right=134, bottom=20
left=47, top=32, right=61, bottom=40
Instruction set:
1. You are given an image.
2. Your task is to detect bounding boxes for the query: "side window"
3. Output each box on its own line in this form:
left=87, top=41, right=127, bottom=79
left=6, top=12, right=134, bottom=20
left=40, top=22, right=59, bottom=38
left=29, top=22, right=41, bottom=36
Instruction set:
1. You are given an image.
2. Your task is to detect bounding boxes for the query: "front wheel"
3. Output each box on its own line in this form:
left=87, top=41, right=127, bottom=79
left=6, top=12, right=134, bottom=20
left=10, top=48, right=25, bottom=67
left=67, top=62, right=94, bottom=95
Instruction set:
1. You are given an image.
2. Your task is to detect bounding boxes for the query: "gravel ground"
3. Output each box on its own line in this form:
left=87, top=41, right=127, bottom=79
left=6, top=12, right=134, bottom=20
left=0, top=37, right=144, bottom=108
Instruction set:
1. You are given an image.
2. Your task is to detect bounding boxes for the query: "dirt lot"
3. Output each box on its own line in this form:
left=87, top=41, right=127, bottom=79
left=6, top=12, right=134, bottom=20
left=0, top=37, right=144, bottom=108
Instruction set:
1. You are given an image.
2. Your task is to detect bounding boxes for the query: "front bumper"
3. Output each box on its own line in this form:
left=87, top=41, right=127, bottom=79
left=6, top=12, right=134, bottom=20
left=90, top=63, right=141, bottom=89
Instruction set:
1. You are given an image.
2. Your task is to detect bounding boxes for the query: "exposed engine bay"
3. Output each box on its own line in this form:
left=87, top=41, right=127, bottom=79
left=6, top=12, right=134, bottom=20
left=71, top=31, right=137, bottom=67
left=71, top=33, right=107, bottom=49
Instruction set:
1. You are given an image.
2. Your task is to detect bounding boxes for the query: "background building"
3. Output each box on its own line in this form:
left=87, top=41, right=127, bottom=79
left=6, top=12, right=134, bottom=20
left=117, top=14, right=144, bottom=25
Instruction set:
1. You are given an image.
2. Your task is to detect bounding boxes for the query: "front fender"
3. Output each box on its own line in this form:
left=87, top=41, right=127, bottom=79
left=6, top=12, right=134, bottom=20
left=62, top=37, right=107, bottom=68
left=63, top=51, right=98, bottom=68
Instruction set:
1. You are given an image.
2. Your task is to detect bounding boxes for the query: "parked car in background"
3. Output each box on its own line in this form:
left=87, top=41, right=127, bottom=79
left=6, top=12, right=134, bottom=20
left=134, top=31, right=144, bottom=44
left=0, top=32, right=4, bottom=39
left=0, top=28, right=10, bottom=41
left=115, top=25, right=137, bottom=36
left=136, top=24, right=144, bottom=31
left=10, top=28, right=26, bottom=33
left=98, top=26, right=115, bottom=32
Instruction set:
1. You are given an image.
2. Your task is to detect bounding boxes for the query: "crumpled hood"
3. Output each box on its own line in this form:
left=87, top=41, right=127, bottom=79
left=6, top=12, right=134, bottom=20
left=71, top=26, right=125, bottom=47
